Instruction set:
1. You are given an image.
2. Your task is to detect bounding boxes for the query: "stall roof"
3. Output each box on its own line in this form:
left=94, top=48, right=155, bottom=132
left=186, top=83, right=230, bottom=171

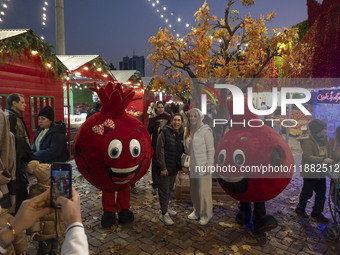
left=57, top=55, right=115, bottom=83
left=110, top=70, right=137, bottom=84
left=141, top=77, right=153, bottom=88
left=57, top=55, right=100, bottom=72
left=0, top=29, right=29, bottom=40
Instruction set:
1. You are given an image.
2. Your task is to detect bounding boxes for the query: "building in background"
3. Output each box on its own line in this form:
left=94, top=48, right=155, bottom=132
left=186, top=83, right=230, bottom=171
left=119, top=52, right=145, bottom=77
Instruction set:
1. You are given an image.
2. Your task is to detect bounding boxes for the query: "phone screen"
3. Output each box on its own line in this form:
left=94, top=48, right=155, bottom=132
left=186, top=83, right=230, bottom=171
left=50, top=162, right=72, bottom=208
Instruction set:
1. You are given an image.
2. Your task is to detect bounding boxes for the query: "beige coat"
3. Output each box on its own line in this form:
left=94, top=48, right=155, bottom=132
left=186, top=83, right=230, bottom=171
left=0, top=110, right=16, bottom=213
left=26, top=184, right=65, bottom=241
left=0, top=208, right=27, bottom=254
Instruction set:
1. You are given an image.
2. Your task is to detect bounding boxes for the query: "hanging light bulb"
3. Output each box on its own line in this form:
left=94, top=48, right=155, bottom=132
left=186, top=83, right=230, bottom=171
left=152, top=3, right=155, bottom=7
left=44, top=1, right=48, bottom=5
left=169, top=24, right=172, bottom=28
left=177, top=17, right=181, bottom=22
left=3, top=4, right=7, bottom=8
left=165, top=19, right=168, bottom=22
left=186, top=23, right=190, bottom=28
left=163, top=6, right=166, bottom=10
left=156, top=9, right=159, bottom=12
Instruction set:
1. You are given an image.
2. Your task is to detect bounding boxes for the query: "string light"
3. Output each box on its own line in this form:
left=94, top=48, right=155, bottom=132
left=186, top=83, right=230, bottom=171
left=40, top=0, right=50, bottom=41
left=146, top=0, right=192, bottom=39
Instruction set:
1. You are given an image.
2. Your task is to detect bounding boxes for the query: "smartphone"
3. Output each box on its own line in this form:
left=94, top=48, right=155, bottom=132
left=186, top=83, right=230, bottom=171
left=50, top=162, right=72, bottom=208
left=2, top=170, right=11, bottom=178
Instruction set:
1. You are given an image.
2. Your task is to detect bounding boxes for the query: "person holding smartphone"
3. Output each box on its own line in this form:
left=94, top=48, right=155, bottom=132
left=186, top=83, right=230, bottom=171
left=0, top=189, right=88, bottom=255
left=26, top=161, right=66, bottom=255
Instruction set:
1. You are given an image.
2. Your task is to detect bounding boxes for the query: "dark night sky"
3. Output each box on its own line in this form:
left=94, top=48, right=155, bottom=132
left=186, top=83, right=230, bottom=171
left=0, top=0, right=318, bottom=76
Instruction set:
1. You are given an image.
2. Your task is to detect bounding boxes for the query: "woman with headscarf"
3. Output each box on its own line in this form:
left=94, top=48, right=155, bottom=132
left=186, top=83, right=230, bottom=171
left=31, top=106, right=68, bottom=163
left=184, top=108, right=215, bottom=225
left=147, top=101, right=171, bottom=195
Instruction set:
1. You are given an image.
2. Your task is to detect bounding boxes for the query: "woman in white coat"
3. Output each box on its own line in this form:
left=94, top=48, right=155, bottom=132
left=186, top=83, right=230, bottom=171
left=184, top=108, right=215, bottom=225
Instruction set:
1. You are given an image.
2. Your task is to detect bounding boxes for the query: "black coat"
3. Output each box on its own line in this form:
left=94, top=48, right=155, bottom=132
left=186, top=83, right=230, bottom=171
left=156, top=125, right=184, bottom=176
left=32, top=121, right=68, bottom=164
left=14, top=137, right=37, bottom=212
left=147, top=113, right=171, bottom=150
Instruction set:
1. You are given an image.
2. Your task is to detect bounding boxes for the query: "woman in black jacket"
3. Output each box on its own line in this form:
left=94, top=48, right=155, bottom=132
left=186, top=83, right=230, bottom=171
left=31, top=106, right=68, bottom=164
left=147, top=101, right=171, bottom=194
left=156, top=113, right=184, bottom=225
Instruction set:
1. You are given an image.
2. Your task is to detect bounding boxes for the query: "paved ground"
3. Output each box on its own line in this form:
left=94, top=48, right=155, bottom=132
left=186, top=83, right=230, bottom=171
left=28, top=136, right=340, bottom=255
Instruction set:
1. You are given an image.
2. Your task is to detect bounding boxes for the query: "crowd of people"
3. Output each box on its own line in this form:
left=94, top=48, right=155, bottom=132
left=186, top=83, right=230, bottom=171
left=1, top=93, right=340, bottom=253
left=0, top=93, right=84, bottom=255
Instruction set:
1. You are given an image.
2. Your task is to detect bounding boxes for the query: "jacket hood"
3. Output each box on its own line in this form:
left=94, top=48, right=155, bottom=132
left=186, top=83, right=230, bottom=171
left=164, top=123, right=184, bottom=135
left=197, top=123, right=211, bottom=133
left=38, top=121, right=66, bottom=134
left=189, top=108, right=204, bottom=127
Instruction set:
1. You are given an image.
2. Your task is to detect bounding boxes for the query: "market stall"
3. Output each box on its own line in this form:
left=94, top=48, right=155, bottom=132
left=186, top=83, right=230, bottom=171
left=313, top=88, right=340, bottom=151
left=57, top=55, right=115, bottom=150
left=0, top=29, right=65, bottom=142
left=110, top=70, right=145, bottom=124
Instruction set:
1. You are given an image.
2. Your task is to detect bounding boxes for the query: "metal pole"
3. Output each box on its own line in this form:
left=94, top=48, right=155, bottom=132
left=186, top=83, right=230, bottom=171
left=67, top=73, right=71, bottom=159
left=286, top=93, right=293, bottom=143
left=55, top=0, right=65, bottom=55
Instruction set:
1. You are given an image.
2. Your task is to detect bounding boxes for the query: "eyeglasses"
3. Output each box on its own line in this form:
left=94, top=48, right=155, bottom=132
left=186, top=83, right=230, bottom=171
left=157, top=106, right=164, bottom=108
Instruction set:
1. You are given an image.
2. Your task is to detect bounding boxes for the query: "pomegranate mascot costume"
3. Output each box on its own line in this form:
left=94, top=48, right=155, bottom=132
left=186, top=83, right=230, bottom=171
left=215, top=100, right=294, bottom=235
left=73, top=82, right=152, bottom=227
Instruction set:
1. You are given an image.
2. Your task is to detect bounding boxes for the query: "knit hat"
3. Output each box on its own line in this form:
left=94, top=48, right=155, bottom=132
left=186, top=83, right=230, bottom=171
left=39, top=106, right=55, bottom=122
left=27, top=160, right=51, bottom=185
left=309, top=119, right=327, bottom=135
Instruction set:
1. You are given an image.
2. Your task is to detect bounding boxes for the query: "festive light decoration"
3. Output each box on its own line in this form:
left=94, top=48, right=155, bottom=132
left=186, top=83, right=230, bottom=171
left=40, top=0, right=50, bottom=41
left=0, top=30, right=65, bottom=79
left=0, top=0, right=11, bottom=23
left=146, top=0, right=192, bottom=38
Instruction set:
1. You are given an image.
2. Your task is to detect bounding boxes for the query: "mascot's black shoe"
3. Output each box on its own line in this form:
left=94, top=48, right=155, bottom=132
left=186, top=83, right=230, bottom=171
left=254, top=215, right=278, bottom=233
left=118, top=209, right=135, bottom=224
left=236, top=211, right=251, bottom=225
left=101, top=212, right=116, bottom=228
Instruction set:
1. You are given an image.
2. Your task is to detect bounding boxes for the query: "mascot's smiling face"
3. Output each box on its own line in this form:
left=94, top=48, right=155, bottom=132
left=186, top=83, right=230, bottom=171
left=215, top=125, right=294, bottom=202
left=73, top=83, right=152, bottom=192
left=214, top=97, right=294, bottom=202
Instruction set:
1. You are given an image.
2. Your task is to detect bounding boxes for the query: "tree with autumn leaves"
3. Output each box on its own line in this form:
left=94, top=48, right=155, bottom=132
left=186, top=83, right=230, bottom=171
left=148, top=0, right=304, bottom=101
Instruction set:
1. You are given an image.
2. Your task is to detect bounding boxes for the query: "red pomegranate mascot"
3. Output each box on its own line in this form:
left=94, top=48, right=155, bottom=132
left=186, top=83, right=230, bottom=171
left=73, top=82, right=152, bottom=227
left=215, top=99, right=294, bottom=236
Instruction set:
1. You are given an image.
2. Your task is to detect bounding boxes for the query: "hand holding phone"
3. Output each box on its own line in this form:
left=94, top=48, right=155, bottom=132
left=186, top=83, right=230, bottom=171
left=50, top=162, right=72, bottom=208
left=55, top=188, right=82, bottom=227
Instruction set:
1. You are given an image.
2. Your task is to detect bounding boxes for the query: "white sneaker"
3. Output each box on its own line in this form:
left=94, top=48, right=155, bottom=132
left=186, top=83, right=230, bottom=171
left=167, top=207, right=177, bottom=216
left=159, top=212, right=174, bottom=225
left=188, top=211, right=199, bottom=220
left=199, top=214, right=213, bottom=225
